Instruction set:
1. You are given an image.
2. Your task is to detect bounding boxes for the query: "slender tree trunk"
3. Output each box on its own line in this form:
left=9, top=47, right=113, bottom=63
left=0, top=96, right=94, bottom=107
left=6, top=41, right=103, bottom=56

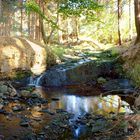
left=75, top=17, right=79, bottom=41
left=28, top=13, right=31, bottom=36
left=0, top=0, right=2, bottom=18
left=39, top=2, right=47, bottom=44
left=40, top=17, right=47, bottom=44
left=30, top=13, right=34, bottom=39
left=47, top=2, right=59, bottom=44
left=58, top=14, right=63, bottom=44
left=0, top=0, right=2, bottom=36
left=129, top=0, right=132, bottom=40
left=20, top=0, right=23, bottom=36
left=117, top=0, right=122, bottom=45
left=134, top=0, right=140, bottom=44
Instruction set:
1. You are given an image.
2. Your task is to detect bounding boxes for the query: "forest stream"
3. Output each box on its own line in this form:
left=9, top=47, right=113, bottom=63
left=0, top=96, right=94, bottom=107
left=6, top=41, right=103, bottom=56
left=1, top=0, right=140, bottom=139
left=0, top=77, right=136, bottom=140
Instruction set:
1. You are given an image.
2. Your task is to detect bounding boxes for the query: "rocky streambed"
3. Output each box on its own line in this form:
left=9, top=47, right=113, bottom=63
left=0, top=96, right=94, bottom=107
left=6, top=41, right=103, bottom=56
left=0, top=79, right=139, bottom=140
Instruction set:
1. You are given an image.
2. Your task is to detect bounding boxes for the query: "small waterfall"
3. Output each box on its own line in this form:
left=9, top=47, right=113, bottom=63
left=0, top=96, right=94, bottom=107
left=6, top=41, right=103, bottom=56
left=35, top=74, right=45, bottom=86
left=28, top=73, right=46, bottom=87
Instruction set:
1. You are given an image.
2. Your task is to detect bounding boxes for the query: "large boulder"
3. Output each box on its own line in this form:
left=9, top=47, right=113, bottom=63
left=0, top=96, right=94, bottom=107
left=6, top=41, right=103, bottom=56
left=0, top=37, right=47, bottom=78
left=42, top=59, right=114, bottom=87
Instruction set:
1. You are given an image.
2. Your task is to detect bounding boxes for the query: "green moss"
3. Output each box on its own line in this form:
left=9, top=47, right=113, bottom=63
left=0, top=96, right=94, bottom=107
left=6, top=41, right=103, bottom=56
left=14, top=70, right=32, bottom=80
left=127, top=64, right=140, bottom=86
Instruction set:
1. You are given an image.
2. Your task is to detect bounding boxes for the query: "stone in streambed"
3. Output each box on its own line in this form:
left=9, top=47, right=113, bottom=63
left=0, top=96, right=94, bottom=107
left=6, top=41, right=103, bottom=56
left=0, top=104, right=3, bottom=109
left=43, top=59, right=114, bottom=87
left=102, top=79, right=134, bottom=93
left=51, top=98, right=60, bottom=101
left=20, top=90, right=31, bottom=98
left=40, top=109, right=55, bottom=115
left=12, top=105, right=24, bottom=112
left=97, top=77, right=107, bottom=84
left=0, top=85, right=8, bottom=93
left=20, top=120, right=29, bottom=127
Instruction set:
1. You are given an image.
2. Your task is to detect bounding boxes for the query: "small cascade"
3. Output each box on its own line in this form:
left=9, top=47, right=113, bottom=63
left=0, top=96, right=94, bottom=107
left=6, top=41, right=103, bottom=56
left=35, top=74, right=45, bottom=87
left=28, top=73, right=46, bottom=87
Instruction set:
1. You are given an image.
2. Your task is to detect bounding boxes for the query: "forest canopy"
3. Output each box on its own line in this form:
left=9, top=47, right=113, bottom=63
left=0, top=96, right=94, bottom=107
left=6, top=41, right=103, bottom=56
left=0, top=0, right=136, bottom=45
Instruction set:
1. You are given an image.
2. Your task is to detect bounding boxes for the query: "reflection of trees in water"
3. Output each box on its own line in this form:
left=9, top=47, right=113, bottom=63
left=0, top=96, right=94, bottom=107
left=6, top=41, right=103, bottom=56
left=37, top=92, right=132, bottom=116
left=60, top=95, right=122, bottom=115
left=63, top=95, right=132, bottom=115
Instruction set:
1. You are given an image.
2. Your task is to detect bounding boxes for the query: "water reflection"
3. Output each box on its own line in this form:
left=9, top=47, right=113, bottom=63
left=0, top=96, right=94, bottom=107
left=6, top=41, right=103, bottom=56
left=43, top=88, right=132, bottom=116
left=40, top=88, right=133, bottom=138
left=1, top=87, right=133, bottom=139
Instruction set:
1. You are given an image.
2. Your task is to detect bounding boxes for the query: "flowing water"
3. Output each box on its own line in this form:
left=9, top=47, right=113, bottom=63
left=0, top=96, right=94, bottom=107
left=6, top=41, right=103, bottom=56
left=28, top=73, right=46, bottom=87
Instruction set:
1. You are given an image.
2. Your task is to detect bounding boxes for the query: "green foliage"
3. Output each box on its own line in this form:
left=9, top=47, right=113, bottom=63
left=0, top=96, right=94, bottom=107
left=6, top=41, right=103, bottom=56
left=59, top=0, right=103, bottom=18
left=15, top=71, right=31, bottom=80
left=25, top=0, right=58, bottom=29
left=51, top=45, right=66, bottom=60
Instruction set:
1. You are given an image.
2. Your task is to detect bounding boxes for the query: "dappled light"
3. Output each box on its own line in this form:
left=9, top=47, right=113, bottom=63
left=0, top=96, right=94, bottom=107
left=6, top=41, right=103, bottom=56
left=0, top=37, right=47, bottom=77
left=0, top=0, right=140, bottom=140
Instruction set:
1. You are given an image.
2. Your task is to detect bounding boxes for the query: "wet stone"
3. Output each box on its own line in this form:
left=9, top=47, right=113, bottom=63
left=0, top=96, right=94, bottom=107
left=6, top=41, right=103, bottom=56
left=12, top=105, right=24, bottom=112
left=20, top=121, right=29, bottom=127
left=102, top=79, right=134, bottom=93
left=0, top=109, right=6, bottom=114
left=40, top=109, right=55, bottom=115
left=0, top=104, right=3, bottom=109
left=51, top=98, right=60, bottom=101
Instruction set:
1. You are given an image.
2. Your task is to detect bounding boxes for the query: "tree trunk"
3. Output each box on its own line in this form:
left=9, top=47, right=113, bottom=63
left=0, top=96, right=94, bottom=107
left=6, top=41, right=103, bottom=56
left=117, top=0, right=122, bottom=46
left=134, top=0, right=140, bottom=44
left=40, top=17, right=47, bottom=44
left=47, top=2, right=59, bottom=44
left=39, top=1, right=47, bottom=44
left=20, top=0, right=23, bottom=36
left=28, top=13, right=31, bottom=36
left=129, top=0, right=133, bottom=40
left=58, top=14, right=63, bottom=44
left=0, top=0, right=2, bottom=17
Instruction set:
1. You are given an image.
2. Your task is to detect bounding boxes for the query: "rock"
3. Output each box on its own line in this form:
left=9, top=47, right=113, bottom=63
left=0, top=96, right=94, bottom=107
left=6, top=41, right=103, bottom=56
left=20, top=90, right=31, bottom=98
left=134, top=95, right=140, bottom=109
left=0, top=85, right=8, bottom=93
left=0, top=93, right=4, bottom=97
left=30, top=93, right=39, bottom=98
left=0, top=104, right=3, bottom=109
left=20, top=121, right=29, bottom=127
left=0, top=37, right=47, bottom=78
left=44, top=125, right=50, bottom=129
left=40, top=109, right=55, bottom=115
left=43, top=60, right=114, bottom=87
left=51, top=98, right=60, bottom=101
left=10, top=91, right=17, bottom=97
left=31, top=92, right=41, bottom=98
left=102, top=79, right=134, bottom=93
left=90, top=118, right=109, bottom=133
left=97, top=77, right=107, bottom=84
left=0, top=82, right=17, bottom=97
left=0, top=109, right=6, bottom=114
left=12, top=105, right=23, bottom=112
